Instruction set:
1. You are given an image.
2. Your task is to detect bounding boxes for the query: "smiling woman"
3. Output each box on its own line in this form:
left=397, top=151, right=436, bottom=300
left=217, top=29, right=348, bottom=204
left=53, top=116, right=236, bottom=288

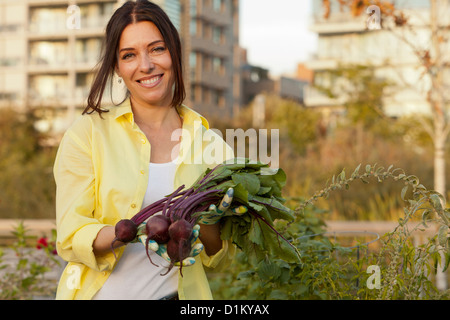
left=53, top=0, right=237, bottom=301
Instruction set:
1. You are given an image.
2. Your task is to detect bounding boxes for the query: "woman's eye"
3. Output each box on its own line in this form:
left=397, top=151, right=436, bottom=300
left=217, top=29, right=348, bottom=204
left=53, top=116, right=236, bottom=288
left=151, top=46, right=166, bottom=54
left=122, top=53, right=134, bottom=60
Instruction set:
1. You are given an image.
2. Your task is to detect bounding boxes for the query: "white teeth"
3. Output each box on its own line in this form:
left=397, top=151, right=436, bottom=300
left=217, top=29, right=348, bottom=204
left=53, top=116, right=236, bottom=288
left=140, top=76, right=161, bottom=85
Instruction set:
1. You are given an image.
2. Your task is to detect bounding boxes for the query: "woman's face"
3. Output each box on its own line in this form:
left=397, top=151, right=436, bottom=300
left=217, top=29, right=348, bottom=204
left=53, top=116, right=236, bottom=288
left=116, top=21, right=174, bottom=108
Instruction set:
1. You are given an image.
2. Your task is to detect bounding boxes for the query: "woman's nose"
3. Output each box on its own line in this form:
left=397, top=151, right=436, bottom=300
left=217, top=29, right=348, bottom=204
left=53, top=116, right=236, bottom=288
left=140, top=53, right=155, bottom=73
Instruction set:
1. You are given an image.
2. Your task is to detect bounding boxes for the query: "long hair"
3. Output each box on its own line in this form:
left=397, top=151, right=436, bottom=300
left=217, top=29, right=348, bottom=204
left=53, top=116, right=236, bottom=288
left=83, top=0, right=185, bottom=115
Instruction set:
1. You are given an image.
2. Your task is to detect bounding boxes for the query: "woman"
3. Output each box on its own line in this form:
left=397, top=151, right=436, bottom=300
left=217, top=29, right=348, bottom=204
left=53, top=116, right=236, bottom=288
left=54, top=0, right=235, bottom=300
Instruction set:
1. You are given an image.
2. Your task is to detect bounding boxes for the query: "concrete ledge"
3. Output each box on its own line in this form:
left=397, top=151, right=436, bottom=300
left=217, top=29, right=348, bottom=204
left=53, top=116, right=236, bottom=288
left=0, top=219, right=56, bottom=244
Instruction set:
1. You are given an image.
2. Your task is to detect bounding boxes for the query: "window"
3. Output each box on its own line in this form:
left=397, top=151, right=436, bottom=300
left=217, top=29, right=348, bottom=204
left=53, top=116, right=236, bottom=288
left=190, top=52, right=197, bottom=69
left=202, top=22, right=211, bottom=39
left=202, top=54, right=211, bottom=72
left=213, top=57, right=225, bottom=75
left=212, top=89, right=224, bottom=108
left=190, top=18, right=197, bottom=36
left=213, top=0, right=222, bottom=12
left=190, top=0, right=197, bottom=15
left=29, top=41, right=68, bottom=66
left=212, top=26, right=222, bottom=44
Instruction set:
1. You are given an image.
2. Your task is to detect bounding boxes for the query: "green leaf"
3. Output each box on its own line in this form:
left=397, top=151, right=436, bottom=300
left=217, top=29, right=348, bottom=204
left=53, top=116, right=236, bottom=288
left=257, top=186, right=272, bottom=195
left=220, top=217, right=233, bottom=240
left=213, top=180, right=237, bottom=193
left=268, top=289, right=289, bottom=300
left=249, top=194, right=294, bottom=222
left=351, top=163, right=361, bottom=178
left=339, top=169, right=346, bottom=181
left=232, top=172, right=260, bottom=195
left=237, top=270, right=255, bottom=280
left=249, top=203, right=274, bottom=225
left=258, top=168, right=287, bottom=197
left=438, top=225, right=448, bottom=247
left=443, top=252, right=450, bottom=272
left=401, top=185, right=408, bottom=201
left=233, top=183, right=249, bottom=204
left=248, top=218, right=264, bottom=247
left=257, top=260, right=281, bottom=281
left=430, top=193, right=444, bottom=211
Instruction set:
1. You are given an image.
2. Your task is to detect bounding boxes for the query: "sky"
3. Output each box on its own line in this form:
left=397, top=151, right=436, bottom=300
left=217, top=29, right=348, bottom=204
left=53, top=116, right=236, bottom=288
left=239, top=0, right=318, bottom=77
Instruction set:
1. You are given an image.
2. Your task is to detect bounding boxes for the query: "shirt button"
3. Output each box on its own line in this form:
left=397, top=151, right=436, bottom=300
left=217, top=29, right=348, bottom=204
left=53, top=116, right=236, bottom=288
left=140, top=170, right=145, bottom=174
left=131, top=204, right=136, bottom=208
left=141, top=138, right=146, bottom=144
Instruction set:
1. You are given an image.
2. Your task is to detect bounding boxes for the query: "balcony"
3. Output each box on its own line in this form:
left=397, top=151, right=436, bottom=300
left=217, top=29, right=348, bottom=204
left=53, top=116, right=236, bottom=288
left=194, top=5, right=231, bottom=27
left=200, top=71, right=229, bottom=90
left=190, top=36, right=232, bottom=59
left=309, top=12, right=368, bottom=35
left=28, top=16, right=109, bottom=39
left=28, top=20, right=68, bottom=40
left=305, top=58, right=339, bottom=71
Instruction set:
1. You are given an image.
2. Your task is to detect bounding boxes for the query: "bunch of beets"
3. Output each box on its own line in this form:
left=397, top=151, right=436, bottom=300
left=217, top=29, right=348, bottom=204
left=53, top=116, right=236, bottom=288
left=111, top=158, right=300, bottom=276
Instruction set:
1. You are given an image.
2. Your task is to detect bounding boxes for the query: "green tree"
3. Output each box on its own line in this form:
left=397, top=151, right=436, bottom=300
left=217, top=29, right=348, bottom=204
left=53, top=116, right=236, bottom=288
left=0, top=108, right=56, bottom=219
left=314, top=64, right=392, bottom=130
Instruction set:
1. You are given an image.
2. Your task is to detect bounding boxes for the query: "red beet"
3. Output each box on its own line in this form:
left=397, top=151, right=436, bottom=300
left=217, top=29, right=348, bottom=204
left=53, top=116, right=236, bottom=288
left=162, top=238, right=192, bottom=277
left=168, top=219, right=193, bottom=242
left=146, top=215, right=171, bottom=244
left=111, top=219, right=137, bottom=259
left=114, top=219, right=138, bottom=242
left=144, top=215, right=171, bottom=267
left=167, top=238, right=191, bottom=263
left=154, top=219, right=195, bottom=277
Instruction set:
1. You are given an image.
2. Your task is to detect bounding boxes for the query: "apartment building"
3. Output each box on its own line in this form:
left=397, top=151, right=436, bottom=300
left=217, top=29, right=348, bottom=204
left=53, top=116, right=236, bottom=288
left=304, top=0, right=450, bottom=118
left=186, top=0, right=240, bottom=119
left=0, top=0, right=240, bottom=136
left=0, top=0, right=115, bottom=134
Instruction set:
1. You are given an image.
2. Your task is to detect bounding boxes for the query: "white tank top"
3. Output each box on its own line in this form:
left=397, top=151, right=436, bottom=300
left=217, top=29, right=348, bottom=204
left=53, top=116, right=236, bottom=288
left=93, top=161, right=179, bottom=300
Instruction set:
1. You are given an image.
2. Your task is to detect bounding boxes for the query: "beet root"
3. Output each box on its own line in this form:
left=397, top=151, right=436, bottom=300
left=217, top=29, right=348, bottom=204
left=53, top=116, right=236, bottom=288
left=167, top=238, right=191, bottom=263
left=111, top=219, right=138, bottom=259
left=145, top=215, right=171, bottom=244
left=168, top=219, right=193, bottom=242
left=160, top=237, right=192, bottom=277
left=144, top=215, right=171, bottom=267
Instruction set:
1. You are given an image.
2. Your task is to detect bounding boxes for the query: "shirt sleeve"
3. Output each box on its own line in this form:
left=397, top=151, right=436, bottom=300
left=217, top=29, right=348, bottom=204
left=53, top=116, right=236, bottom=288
left=53, top=118, right=116, bottom=272
left=199, top=238, right=236, bottom=271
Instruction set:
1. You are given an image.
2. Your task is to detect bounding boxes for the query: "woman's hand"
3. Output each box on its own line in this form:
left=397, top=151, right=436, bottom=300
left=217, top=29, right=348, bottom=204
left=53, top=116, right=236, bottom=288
left=197, top=188, right=247, bottom=225
left=138, top=224, right=203, bottom=266
left=93, top=226, right=126, bottom=256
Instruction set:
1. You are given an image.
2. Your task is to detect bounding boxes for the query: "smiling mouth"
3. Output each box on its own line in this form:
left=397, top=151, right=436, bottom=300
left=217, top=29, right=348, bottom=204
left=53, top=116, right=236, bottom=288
left=137, top=74, right=163, bottom=86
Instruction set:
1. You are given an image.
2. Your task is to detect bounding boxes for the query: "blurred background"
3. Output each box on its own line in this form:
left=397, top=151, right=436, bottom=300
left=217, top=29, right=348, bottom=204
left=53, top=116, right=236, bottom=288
left=0, top=0, right=449, bottom=294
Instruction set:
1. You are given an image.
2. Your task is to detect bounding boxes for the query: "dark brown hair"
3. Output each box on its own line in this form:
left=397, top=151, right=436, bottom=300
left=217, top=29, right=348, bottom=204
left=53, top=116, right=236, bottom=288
left=83, top=0, right=185, bottom=115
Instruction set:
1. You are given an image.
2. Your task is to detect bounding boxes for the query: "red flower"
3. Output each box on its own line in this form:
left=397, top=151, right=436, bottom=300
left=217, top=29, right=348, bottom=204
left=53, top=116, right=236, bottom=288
left=36, top=237, right=48, bottom=249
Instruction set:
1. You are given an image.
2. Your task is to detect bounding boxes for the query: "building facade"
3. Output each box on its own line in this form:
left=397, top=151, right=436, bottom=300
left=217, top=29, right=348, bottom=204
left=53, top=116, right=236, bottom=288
left=185, top=0, right=240, bottom=120
left=0, top=0, right=240, bottom=136
left=304, top=0, right=450, bottom=118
